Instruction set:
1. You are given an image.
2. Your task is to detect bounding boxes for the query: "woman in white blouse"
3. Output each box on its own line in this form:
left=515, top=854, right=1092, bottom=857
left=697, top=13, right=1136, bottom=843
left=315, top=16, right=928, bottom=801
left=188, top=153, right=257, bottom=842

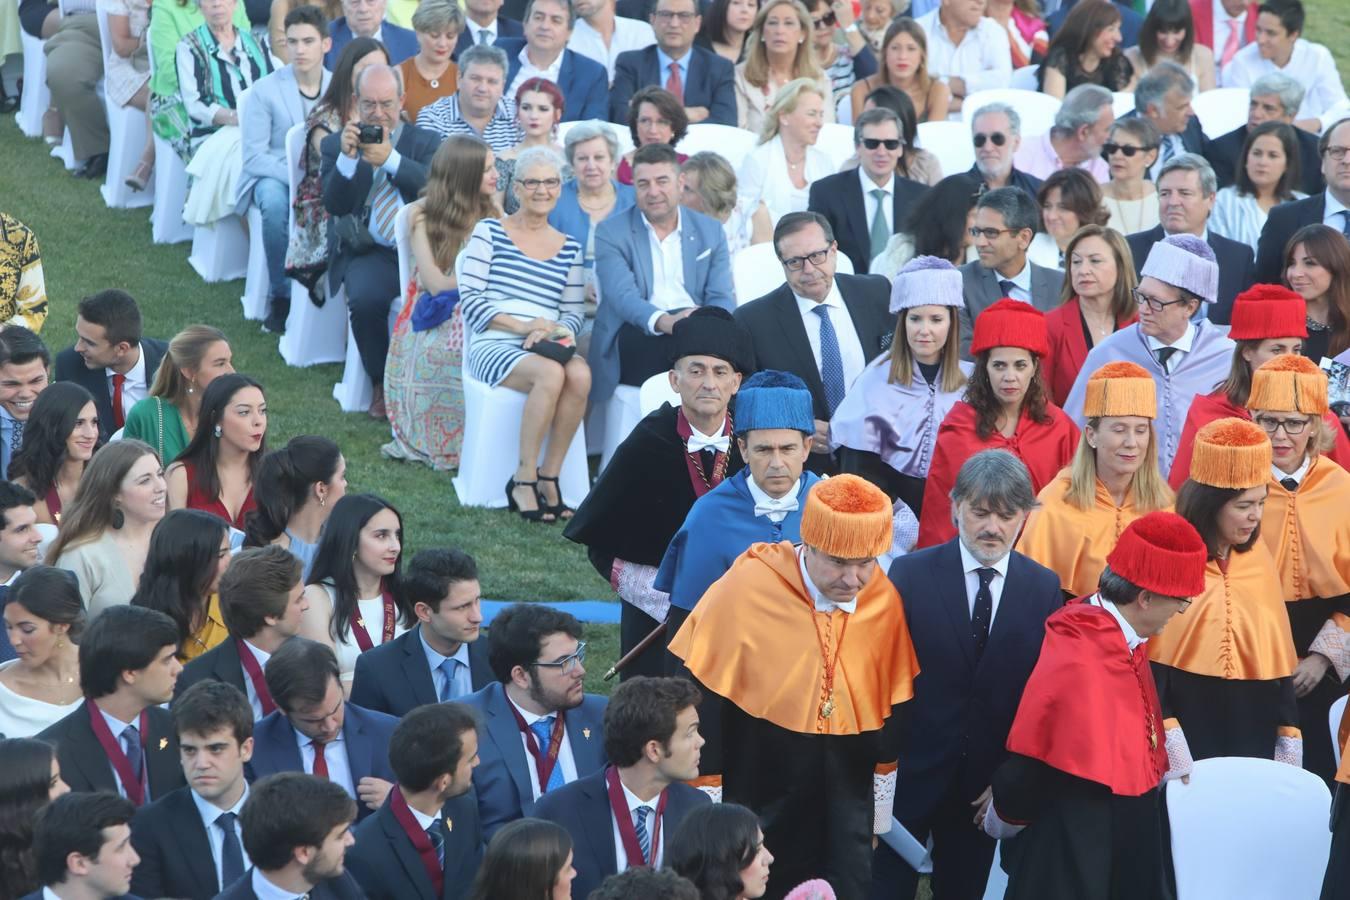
left=736, top=79, right=834, bottom=226
left=733, top=0, right=834, bottom=134
left=0, top=568, right=87, bottom=738
left=1210, top=121, right=1305, bottom=253
left=299, top=493, right=413, bottom=693
left=1099, top=116, right=1161, bottom=237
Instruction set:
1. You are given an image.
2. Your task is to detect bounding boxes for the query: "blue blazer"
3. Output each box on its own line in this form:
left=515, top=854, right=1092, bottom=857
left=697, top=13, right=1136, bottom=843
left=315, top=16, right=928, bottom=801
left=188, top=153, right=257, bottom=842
left=325, top=17, right=419, bottom=66
left=547, top=179, right=636, bottom=265
left=347, top=790, right=484, bottom=900
left=459, top=682, right=608, bottom=838
left=453, top=17, right=523, bottom=61
left=246, top=703, right=398, bottom=821
left=534, top=771, right=710, bottom=900
left=130, top=786, right=228, bottom=900
left=591, top=204, right=735, bottom=403
left=495, top=40, right=608, bottom=122
left=887, top=540, right=1062, bottom=821
left=609, top=44, right=736, bottom=126
left=238, top=64, right=332, bottom=210
left=349, top=626, right=495, bottom=718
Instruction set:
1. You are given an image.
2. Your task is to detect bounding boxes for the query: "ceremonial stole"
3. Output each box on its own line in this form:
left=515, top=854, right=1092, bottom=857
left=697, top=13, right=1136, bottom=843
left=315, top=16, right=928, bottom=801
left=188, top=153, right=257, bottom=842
left=389, top=786, right=444, bottom=896
left=86, top=699, right=149, bottom=807
left=236, top=639, right=277, bottom=715
left=351, top=590, right=397, bottom=652
left=605, top=766, right=668, bottom=868
left=507, top=701, right=566, bottom=793
left=675, top=409, right=732, bottom=498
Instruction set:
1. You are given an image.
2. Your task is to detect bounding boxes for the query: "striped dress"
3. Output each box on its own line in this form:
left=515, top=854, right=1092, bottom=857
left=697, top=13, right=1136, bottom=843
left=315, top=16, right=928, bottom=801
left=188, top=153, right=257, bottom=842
left=460, top=219, right=586, bottom=387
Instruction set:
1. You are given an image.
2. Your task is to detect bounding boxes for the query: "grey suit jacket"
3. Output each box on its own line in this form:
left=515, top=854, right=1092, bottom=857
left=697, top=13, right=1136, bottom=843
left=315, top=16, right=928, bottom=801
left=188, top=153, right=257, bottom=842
left=957, top=260, right=1064, bottom=360
left=238, top=65, right=332, bottom=209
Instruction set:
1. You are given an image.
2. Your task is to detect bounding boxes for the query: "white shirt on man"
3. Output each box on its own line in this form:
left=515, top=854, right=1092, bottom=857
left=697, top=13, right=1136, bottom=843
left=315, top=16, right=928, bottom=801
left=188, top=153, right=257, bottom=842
left=858, top=169, right=895, bottom=233
left=745, top=472, right=803, bottom=524
left=465, top=18, right=503, bottom=45
left=507, top=46, right=566, bottom=100
left=914, top=9, right=1012, bottom=96
left=797, top=546, right=858, bottom=614
left=295, top=728, right=356, bottom=797
left=1210, top=0, right=1247, bottom=53
left=506, top=693, right=579, bottom=800
left=1221, top=39, right=1350, bottom=128
left=191, top=784, right=252, bottom=891
left=250, top=867, right=309, bottom=900
left=108, top=347, right=148, bottom=420
left=1145, top=321, right=1197, bottom=373
left=1087, top=592, right=1145, bottom=651
left=642, top=211, right=694, bottom=334
left=958, top=539, right=1010, bottom=622
left=97, top=706, right=143, bottom=801
left=1323, top=190, right=1350, bottom=231
left=569, top=16, right=656, bottom=82
left=792, top=281, right=867, bottom=395
left=609, top=775, right=667, bottom=871
left=239, top=638, right=272, bottom=720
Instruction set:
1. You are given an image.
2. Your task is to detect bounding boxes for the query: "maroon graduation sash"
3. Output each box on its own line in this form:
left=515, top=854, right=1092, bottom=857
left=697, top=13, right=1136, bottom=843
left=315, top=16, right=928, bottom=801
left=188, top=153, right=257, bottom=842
left=506, top=701, right=565, bottom=792
left=675, top=409, right=732, bottom=498
left=351, top=591, right=397, bottom=652
left=236, top=639, right=277, bottom=715
left=605, top=766, right=668, bottom=868
left=86, top=699, right=148, bottom=807
left=389, top=786, right=444, bottom=896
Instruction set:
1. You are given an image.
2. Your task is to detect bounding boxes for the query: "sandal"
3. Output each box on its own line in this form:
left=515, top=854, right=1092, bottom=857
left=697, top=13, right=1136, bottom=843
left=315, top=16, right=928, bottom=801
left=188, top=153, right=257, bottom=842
left=125, top=160, right=153, bottom=192
left=536, top=472, right=574, bottom=520
left=506, top=476, right=555, bottom=524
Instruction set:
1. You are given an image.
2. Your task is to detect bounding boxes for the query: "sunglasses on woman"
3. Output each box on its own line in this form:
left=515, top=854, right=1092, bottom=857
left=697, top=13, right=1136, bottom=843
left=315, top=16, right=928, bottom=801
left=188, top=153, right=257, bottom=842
left=1101, top=142, right=1155, bottom=158
left=812, top=10, right=836, bottom=27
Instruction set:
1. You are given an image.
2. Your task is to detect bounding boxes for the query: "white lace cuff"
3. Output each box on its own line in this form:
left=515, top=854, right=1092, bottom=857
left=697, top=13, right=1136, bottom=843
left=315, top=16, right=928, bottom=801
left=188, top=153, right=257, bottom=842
left=1309, top=618, right=1350, bottom=683
left=873, top=765, right=896, bottom=834
left=1275, top=733, right=1303, bottom=768
left=982, top=802, right=1026, bottom=839
left=611, top=560, right=671, bottom=624
left=1164, top=722, right=1194, bottom=782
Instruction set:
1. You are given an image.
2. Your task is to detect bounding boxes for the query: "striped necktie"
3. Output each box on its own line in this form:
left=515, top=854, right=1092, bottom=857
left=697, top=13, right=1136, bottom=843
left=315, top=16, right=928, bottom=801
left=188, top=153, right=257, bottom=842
left=369, top=171, right=401, bottom=245
left=633, top=806, right=653, bottom=865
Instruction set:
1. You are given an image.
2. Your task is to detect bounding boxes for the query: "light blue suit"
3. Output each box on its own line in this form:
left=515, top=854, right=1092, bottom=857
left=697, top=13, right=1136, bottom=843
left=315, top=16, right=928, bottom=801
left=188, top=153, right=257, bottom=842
left=591, top=204, right=734, bottom=404
left=237, top=64, right=332, bottom=210
left=459, top=682, right=608, bottom=839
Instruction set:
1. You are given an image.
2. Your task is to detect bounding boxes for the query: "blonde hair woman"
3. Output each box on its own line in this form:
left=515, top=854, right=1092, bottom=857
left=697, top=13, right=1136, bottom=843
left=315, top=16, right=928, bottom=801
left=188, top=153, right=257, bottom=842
left=1018, top=362, right=1172, bottom=598
left=121, top=325, right=234, bottom=465
left=736, top=78, right=834, bottom=226
left=680, top=152, right=772, bottom=254
left=734, top=0, right=834, bottom=133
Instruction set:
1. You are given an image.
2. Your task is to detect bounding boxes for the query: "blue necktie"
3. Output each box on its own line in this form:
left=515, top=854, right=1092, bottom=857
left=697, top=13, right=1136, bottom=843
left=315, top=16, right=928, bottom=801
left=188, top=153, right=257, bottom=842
left=426, top=818, right=446, bottom=869
left=528, top=717, right=565, bottom=792
left=633, top=806, right=653, bottom=865
left=122, top=724, right=144, bottom=783
left=811, top=305, right=846, bottom=415
left=998, top=279, right=1016, bottom=298
left=1341, top=210, right=1350, bottom=239
left=438, top=657, right=462, bottom=702
left=216, top=812, right=245, bottom=888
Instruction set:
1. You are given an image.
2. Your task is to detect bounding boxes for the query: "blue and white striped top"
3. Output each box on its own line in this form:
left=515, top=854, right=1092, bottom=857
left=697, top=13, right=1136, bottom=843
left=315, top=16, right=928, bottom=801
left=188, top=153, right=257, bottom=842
left=415, top=95, right=523, bottom=154
left=460, top=218, right=586, bottom=386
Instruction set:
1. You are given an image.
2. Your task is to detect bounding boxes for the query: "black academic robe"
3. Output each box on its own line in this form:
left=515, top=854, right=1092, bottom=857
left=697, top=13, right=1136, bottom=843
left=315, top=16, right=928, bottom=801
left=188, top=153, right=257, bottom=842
left=563, top=402, right=742, bottom=679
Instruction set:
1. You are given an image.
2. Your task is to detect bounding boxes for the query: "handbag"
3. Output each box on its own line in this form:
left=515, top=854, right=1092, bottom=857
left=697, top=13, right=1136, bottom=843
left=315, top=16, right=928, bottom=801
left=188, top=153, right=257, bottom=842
left=529, top=336, right=576, bottom=365
left=284, top=124, right=336, bottom=298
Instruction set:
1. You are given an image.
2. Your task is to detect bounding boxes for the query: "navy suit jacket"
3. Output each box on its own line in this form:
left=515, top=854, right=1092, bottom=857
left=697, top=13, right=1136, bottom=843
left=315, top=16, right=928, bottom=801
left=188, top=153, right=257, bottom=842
left=215, top=870, right=366, bottom=900
left=534, top=771, right=710, bottom=900
left=887, top=540, right=1062, bottom=819
left=453, top=17, right=523, bottom=61
left=1125, top=224, right=1255, bottom=325
left=325, top=17, right=419, bottom=66
left=347, top=790, right=484, bottom=900
left=349, top=627, right=494, bottom=718
left=459, top=682, right=608, bottom=838
left=495, top=40, right=608, bottom=121
left=246, top=703, right=398, bottom=821
left=129, top=786, right=228, bottom=900
left=807, top=170, right=928, bottom=274
left=0, top=584, right=15, bottom=664
left=608, top=45, right=737, bottom=126
left=19, top=894, right=140, bottom=900
left=53, top=340, right=168, bottom=442
left=174, top=634, right=248, bottom=701
left=37, top=703, right=185, bottom=801
left=1254, top=192, right=1327, bottom=284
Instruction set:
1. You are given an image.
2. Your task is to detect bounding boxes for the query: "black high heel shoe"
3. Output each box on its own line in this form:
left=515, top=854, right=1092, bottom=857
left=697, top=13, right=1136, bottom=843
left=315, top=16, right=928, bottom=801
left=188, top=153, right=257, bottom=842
left=506, top=476, right=555, bottom=524
left=536, top=472, right=574, bottom=520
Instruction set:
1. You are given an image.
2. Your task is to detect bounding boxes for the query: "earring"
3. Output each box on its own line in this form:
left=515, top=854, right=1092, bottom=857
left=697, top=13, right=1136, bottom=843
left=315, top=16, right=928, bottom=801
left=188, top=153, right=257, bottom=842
left=213, top=424, right=222, bottom=438
left=111, top=508, right=125, bottom=530
left=320, top=496, right=326, bottom=507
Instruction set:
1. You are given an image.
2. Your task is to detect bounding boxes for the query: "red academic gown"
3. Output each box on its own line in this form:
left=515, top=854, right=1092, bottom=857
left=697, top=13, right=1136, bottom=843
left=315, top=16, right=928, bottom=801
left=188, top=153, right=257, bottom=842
left=1042, top=299, right=1136, bottom=408
left=1168, top=389, right=1350, bottom=490
left=917, top=401, right=1079, bottom=548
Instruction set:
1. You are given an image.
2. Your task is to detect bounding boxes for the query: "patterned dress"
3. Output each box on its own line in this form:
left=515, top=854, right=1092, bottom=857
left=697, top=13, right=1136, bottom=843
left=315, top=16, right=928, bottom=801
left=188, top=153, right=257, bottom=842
left=0, top=215, right=48, bottom=332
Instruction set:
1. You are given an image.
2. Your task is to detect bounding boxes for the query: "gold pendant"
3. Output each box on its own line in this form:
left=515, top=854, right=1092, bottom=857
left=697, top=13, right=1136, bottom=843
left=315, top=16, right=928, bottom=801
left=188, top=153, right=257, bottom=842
left=820, top=692, right=835, bottom=719
left=1149, top=727, right=1157, bottom=750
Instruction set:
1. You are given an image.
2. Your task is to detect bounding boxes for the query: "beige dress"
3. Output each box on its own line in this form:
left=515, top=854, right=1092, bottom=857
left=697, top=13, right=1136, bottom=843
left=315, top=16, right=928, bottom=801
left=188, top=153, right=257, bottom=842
left=51, top=531, right=137, bottom=620
left=733, top=65, right=836, bottom=134
left=101, top=0, right=152, bottom=107
left=1103, top=191, right=1160, bottom=237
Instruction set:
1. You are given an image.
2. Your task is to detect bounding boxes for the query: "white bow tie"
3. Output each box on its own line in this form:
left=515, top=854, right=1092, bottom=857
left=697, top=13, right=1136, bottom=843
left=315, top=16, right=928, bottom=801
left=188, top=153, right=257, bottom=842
left=754, top=496, right=799, bottom=518
left=687, top=433, right=730, bottom=454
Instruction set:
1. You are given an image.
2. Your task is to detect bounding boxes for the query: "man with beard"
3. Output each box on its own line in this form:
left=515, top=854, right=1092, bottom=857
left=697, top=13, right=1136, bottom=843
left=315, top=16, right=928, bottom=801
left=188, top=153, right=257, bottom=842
left=460, top=604, right=608, bottom=838
left=347, top=704, right=485, bottom=900
left=565, top=307, right=753, bottom=680
left=219, top=773, right=362, bottom=899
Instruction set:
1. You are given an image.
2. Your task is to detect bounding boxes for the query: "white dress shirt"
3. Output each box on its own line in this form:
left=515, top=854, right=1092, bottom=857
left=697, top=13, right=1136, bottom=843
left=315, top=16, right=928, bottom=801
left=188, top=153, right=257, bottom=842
left=1210, top=0, right=1247, bottom=53
left=1145, top=321, right=1197, bottom=374
left=508, top=46, right=566, bottom=101
left=506, top=693, right=579, bottom=800
left=250, top=867, right=309, bottom=900
left=1086, top=592, right=1145, bottom=651
left=407, top=800, right=440, bottom=831
left=1274, top=454, right=1311, bottom=487
left=797, top=545, right=858, bottom=614
left=736, top=135, right=834, bottom=226
left=295, top=728, right=356, bottom=797
left=958, top=540, right=1009, bottom=622
left=994, top=259, right=1033, bottom=303
left=643, top=211, right=694, bottom=333
left=464, top=18, right=501, bottom=46
left=1221, top=39, right=1350, bottom=129
left=793, top=281, right=868, bottom=394
left=569, top=16, right=656, bottom=82
left=191, top=784, right=252, bottom=891
left=858, top=168, right=895, bottom=234
left=686, top=419, right=730, bottom=453
left=108, top=347, right=148, bottom=419
left=97, top=706, right=142, bottom=800
left=745, top=473, right=804, bottom=523
left=609, top=775, right=667, bottom=871
left=1322, top=190, right=1350, bottom=232
left=914, top=10, right=1012, bottom=96
left=239, top=638, right=272, bottom=720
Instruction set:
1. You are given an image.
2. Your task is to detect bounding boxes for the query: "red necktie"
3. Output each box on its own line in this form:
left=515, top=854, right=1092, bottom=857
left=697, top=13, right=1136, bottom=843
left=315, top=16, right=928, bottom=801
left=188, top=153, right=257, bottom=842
left=665, top=62, right=683, bottom=103
left=111, top=372, right=126, bottom=428
left=312, top=741, right=329, bottom=779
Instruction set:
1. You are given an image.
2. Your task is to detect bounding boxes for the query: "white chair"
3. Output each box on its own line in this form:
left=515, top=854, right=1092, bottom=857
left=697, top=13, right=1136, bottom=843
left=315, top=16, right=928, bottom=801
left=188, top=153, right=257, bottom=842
left=393, top=201, right=413, bottom=316
left=638, top=370, right=679, bottom=415
left=94, top=3, right=153, bottom=208
left=236, top=88, right=270, bottom=319
left=1331, top=694, right=1348, bottom=765
left=16, top=27, right=50, bottom=137
left=557, top=119, right=633, bottom=158
left=679, top=123, right=758, bottom=172
left=732, top=242, right=854, bottom=304
left=1167, top=756, right=1332, bottom=900
left=815, top=122, right=856, bottom=169
left=279, top=123, right=348, bottom=367
left=916, top=120, right=975, bottom=177
left=600, top=385, right=641, bottom=471
left=331, top=321, right=373, bottom=411
left=962, top=89, right=1062, bottom=137
left=1010, top=64, right=1040, bottom=90
left=188, top=214, right=250, bottom=282
left=835, top=90, right=853, bottom=126
left=1112, top=91, right=1136, bottom=119
left=146, top=27, right=193, bottom=243
left=1192, top=87, right=1250, bottom=140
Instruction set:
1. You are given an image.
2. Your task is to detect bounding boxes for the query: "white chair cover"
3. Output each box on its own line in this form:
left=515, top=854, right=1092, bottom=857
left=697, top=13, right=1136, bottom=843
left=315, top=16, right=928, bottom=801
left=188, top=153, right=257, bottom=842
left=916, top=120, right=975, bottom=176
left=1010, top=65, right=1039, bottom=90
left=732, top=242, right=854, bottom=305
left=962, top=89, right=1062, bottom=137
left=1112, top=91, right=1136, bottom=119
left=1192, top=87, right=1250, bottom=140
left=600, top=385, right=641, bottom=471
left=638, top=370, right=679, bottom=415
left=95, top=2, right=154, bottom=209
left=815, top=122, right=857, bottom=170
left=146, top=24, right=192, bottom=243
left=679, top=123, right=758, bottom=172
left=16, top=26, right=50, bottom=137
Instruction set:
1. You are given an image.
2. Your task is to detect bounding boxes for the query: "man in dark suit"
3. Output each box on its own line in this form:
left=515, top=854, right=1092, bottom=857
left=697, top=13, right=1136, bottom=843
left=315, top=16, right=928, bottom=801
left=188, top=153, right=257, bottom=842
left=535, top=676, right=710, bottom=900
left=1255, top=117, right=1350, bottom=283
left=958, top=187, right=1064, bottom=359
left=351, top=548, right=493, bottom=716
left=218, top=773, right=364, bottom=899
left=809, top=108, right=928, bottom=275
left=324, top=0, right=418, bottom=65
left=1206, top=71, right=1323, bottom=195
left=874, top=450, right=1062, bottom=900
left=52, top=290, right=167, bottom=441
left=248, top=638, right=399, bottom=822
left=321, top=64, right=437, bottom=418
left=967, top=104, right=1044, bottom=204
left=175, top=545, right=309, bottom=719
left=608, top=0, right=735, bottom=125
left=131, top=682, right=257, bottom=900
left=24, top=792, right=143, bottom=900
left=1128, top=61, right=1207, bottom=181
left=461, top=603, right=609, bottom=838
left=456, top=0, right=523, bottom=60
left=39, top=606, right=186, bottom=806
left=735, top=212, right=893, bottom=474
left=0, top=481, right=41, bottom=664
left=496, top=0, right=607, bottom=120
left=1126, top=153, right=1255, bottom=324
left=347, top=704, right=485, bottom=900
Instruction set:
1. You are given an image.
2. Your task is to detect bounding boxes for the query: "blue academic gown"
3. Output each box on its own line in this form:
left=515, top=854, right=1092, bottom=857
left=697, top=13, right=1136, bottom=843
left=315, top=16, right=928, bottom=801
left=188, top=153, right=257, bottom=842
left=655, top=469, right=821, bottom=612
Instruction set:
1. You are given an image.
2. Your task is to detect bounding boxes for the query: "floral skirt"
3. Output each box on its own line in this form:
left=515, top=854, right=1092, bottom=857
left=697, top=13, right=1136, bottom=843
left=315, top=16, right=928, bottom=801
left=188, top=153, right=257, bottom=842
left=381, top=278, right=466, bottom=470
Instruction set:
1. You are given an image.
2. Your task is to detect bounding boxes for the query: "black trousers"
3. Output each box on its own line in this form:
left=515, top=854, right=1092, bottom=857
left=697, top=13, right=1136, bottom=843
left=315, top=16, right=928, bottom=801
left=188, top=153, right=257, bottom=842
left=872, top=773, right=996, bottom=900
left=342, top=247, right=398, bottom=385
left=617, top=324, right=674, bottom=387
left=837, top=448, right=927, bottom=519
left=618, top=602, right=666, bottom=681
